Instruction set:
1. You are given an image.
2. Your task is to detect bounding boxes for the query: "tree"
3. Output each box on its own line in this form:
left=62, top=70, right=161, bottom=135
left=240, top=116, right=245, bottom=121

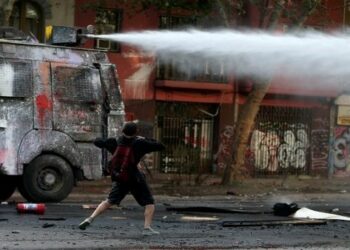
left=221, top=0, right=325, bottom=184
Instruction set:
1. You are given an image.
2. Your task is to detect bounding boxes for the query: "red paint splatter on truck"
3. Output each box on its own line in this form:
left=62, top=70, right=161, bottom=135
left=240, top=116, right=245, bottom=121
left=36, top=94, right=52, bottom=126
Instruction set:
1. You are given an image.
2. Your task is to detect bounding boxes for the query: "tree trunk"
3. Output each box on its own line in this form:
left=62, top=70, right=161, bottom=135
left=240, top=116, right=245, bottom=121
left=222, top=81, right=271, bottom=184
left=220, top=0, right=323, bottom=185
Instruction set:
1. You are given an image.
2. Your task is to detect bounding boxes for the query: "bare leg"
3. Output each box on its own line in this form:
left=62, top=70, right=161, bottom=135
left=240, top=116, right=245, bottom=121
left=142, top=204, right=160, bottom=235
left=90, top=200, right=112, bottom=219
left=144, top=204, right=155, bottom=228
left=79, top=200, right=112, bottom=230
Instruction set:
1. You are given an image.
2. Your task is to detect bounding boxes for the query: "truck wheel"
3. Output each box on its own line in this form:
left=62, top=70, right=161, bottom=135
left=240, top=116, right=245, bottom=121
left=21, top=155, right=74, bottom=202
left=0, top=175, right=17, bottom=201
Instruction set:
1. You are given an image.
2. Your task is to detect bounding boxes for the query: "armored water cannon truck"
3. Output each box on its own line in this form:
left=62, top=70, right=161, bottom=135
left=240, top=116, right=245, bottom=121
left=0, top=26, right=125, bottom=202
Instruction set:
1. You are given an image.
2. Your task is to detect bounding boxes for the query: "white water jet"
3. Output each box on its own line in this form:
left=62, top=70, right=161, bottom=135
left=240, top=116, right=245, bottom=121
left=89, top=29, right=350, bottom=85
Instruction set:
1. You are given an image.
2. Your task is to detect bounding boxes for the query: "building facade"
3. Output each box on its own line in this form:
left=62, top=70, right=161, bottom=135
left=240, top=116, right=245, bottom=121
left=3, top=0, right=350, bottom=179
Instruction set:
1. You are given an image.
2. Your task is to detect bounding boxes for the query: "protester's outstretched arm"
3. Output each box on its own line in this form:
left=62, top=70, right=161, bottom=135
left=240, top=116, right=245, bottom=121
left=138, top=137, right=165, bottom=154
left=93, top=137, right=118, bottom=154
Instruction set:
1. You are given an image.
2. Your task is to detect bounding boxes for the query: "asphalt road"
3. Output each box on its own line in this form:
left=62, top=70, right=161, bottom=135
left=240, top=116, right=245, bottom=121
left=1, top=193, right=350, bottom=249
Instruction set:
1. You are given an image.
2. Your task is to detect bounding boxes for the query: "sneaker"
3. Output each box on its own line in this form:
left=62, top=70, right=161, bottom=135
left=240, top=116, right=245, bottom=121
left=142, top=227, right=160, bottom=236
left=79, top=217, right=92, bottom=230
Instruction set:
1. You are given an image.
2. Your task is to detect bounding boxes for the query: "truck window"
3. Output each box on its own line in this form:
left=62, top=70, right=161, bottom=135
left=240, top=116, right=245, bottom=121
left=53, top=66, right=102, bottom=103
left=52, top=65, right=104, bottom=140
left=0, top=61, right=32, bottom=97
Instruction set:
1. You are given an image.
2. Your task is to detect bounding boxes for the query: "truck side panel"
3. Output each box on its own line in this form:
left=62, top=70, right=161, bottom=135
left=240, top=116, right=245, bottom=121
left=17, top=130, right=82, bottom=173
left=0, top=60, right=33, bottom=175
left=34, top=62, right=53, bottom=130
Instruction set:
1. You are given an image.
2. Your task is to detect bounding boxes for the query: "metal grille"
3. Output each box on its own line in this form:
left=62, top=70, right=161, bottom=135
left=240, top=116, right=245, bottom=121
left=156, top=116, right=214, bottom=174
left=248, top=106, right=311, bottom=176
left=53, top=66, right=102, bottom=102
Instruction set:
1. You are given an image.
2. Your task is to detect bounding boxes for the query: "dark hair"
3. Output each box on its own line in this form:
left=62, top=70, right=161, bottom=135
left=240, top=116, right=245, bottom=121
left=122, top=122, right=137, bottom=136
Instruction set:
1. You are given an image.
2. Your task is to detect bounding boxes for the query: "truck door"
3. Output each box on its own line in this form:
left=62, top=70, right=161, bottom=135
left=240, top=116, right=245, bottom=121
left=51, top=63, right=104, bottom=179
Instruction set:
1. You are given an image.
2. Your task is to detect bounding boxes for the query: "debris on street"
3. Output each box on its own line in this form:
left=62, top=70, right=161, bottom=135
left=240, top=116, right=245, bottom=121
left=165, top=206, right=269, bottom=214
left=82, top=204, right=123, bottom=210
left=180, top=215, right=219, bottom=221
left=222, top=219, right=327, bottom=227
left=16, top=203, right=46, bottom=215
left=273, top=202, right=299, bottom=216
left=292, top=207, right=350, bottom=221
left=42, top=223, right=56, bottom=228
left=39, top=217, right=66, bottom=221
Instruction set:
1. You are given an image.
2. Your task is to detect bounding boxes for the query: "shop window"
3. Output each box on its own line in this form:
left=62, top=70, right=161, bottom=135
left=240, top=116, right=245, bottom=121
left=95, top=9, right=122, bottom=52
left=9, top=1, right=44, bottom=42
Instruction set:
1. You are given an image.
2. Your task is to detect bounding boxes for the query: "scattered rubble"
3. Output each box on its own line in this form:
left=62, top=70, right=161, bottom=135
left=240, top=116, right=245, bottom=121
left=292, top=207, right=350, bottom=221
left=166, top=206, right=270, bottom=214
left=39, top=217, right=66, bottom=221
left=222, top=219, right=326, bottom=227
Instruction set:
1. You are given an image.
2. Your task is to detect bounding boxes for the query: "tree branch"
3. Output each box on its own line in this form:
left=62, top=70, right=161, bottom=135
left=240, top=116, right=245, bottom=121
left=215, top=0, right=231, bottom=27
left=293, top=0, right=322, bottom=27
left=267, top=0, right=287, bottom=29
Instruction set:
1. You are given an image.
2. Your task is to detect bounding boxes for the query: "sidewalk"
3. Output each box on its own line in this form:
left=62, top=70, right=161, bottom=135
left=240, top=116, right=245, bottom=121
left=64, top=175, right=350, bottom=204
left=8, top=175, right=350, bottom=205
left=72, top=175, right=350, bottom=195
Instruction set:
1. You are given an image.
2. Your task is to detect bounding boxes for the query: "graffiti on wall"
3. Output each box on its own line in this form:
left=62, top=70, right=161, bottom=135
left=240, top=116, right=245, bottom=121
left=332, top=126, right=350, bottom=176
left=214, top=125, right=234, bottom=173
left=250, top=126, right=309, bottom=173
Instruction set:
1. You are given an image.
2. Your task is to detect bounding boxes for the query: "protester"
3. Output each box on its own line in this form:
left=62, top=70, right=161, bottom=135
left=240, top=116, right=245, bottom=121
left=79, top=121, right=165, bottom=235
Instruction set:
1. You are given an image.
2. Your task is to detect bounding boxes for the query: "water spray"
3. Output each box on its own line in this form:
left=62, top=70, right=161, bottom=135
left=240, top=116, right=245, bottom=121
left=88, top=29, right=350, bottom=86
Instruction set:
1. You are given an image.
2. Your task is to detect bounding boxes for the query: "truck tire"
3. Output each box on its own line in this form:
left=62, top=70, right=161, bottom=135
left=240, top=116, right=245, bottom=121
left=21, top=155, right=74, bottom=202
left=0, top=175, right=17, bottom=201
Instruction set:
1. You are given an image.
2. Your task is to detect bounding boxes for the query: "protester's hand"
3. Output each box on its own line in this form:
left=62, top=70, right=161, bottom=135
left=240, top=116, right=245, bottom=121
left=137, top=162, right=146, bottom=174
left=102, top=167, right=110, bottom=176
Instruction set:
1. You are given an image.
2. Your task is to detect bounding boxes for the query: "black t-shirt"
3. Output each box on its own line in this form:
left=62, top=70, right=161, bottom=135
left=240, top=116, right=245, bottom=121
left=94, top=135, right=165, bottom=170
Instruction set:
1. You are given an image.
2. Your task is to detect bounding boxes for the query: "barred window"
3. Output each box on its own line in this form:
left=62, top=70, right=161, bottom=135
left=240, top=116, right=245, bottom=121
left=95, top=9, right=122, bottom=52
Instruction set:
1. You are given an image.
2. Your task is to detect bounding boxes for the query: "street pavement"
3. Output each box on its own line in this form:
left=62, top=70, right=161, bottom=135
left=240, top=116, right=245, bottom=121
left=1, top=177, right=350, bottom=249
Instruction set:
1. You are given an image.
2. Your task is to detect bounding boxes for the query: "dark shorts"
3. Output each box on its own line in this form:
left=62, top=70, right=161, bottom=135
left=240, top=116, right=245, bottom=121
left=107, top=173, right=154, bottom=206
